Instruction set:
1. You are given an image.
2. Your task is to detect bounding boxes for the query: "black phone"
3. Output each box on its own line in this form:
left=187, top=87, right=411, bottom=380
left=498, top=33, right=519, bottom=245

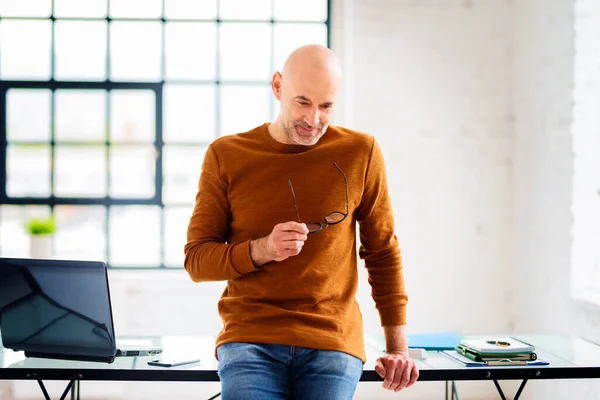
left=147, top=357, right=201, bottom=368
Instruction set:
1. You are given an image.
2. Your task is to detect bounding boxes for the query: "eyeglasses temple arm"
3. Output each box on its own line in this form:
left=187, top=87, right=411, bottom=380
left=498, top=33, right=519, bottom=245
left=288, top=180, right=302, bottom=222
left=333, top=162, right=349, bottom=215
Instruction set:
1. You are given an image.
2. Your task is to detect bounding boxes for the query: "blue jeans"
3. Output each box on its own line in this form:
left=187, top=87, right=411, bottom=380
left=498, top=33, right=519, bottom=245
left=217, top=342, right=364, bottom=400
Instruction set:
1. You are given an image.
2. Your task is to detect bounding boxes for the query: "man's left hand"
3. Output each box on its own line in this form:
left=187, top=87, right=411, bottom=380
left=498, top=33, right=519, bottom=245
left=374, top=351, right=419, bottom=392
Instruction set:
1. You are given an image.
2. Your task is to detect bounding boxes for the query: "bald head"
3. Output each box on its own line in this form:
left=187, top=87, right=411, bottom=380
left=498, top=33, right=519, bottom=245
left=269, top=45, right=342, bottom=146
left=281, top=44, right=343, bottom=85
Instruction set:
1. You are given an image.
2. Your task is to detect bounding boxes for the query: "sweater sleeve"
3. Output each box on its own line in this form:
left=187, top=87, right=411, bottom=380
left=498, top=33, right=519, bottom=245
left=356, top=138, right=408, bottom=326
left=183, top=144, right=259, bottom=282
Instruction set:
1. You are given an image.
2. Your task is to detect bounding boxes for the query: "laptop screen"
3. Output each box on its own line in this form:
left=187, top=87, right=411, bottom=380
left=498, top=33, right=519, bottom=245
left=0, top=258, right=117, bottom=359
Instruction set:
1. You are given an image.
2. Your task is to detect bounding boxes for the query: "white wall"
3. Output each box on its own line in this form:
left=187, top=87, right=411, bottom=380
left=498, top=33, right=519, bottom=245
left=511, top=0, right=600, bottom=399
left=335, top=1, right=514, bottom=397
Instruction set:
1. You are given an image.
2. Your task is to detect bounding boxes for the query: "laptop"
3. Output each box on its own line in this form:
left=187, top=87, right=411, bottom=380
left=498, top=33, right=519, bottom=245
left=0, top=257, right=162, bottom=363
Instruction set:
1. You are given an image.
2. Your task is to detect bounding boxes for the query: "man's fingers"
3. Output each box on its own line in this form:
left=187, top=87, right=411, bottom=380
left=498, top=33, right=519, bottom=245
left=406, top=363, right=419, bottom=388
left=382, top=359, right=396, bottom=390
left=374, top=358, right=386, bottom=378
left=283, top=241, right=304, bottom=251
left=387, top=358, right=405, bottom=391
left=279, top=221, right=309, bottom=234
left=395, top=360, right=412, bottom=392
left=282, top=232, right=308, bottom=242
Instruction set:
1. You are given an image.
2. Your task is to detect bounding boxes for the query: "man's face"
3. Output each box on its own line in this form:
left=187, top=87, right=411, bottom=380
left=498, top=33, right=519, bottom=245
left=273, top=70, right=339, bottom=146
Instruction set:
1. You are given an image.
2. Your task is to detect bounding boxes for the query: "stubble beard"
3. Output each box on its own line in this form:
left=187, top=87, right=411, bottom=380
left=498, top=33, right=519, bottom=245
left=283, top=120, right=326, bottom=146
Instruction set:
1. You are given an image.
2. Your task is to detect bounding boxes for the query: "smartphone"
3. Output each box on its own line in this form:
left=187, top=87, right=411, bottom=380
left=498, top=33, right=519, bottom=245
left=147, top=357, right=201, bottom=368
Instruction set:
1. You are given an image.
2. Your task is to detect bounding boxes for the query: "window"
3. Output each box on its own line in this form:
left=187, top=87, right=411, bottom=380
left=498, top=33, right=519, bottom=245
left=570, top=0, right=600, bottom=304
left=0, top=0, right=330, bottom=268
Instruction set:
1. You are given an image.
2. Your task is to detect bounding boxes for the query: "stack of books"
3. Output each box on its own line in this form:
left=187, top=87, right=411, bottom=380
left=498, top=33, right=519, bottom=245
left=456, top=338, right=537, bottom=364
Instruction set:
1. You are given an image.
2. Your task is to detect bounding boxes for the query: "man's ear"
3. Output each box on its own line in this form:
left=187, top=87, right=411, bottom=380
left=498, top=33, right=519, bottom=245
left=272, top=71, right=282, bottom=101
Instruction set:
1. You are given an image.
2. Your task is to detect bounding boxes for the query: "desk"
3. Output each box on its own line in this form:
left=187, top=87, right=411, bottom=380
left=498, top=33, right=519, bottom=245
left=1, top=334, right=600, bottom=400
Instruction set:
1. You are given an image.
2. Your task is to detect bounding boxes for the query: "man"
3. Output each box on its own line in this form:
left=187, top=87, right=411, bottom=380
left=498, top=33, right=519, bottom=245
left=184, top=44, right=418, bottom=399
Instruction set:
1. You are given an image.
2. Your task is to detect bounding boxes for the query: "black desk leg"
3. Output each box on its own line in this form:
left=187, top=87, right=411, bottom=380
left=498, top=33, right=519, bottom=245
left=37, top=380, right=51, bottom=400
left=493, top=379, right=528, bottom=400
left=452, top=381, right=459, bottom=400
left=37, top=380, right=76, bottom=400
left=445, top=381, right=460, bottom=400
left=70, top=380, right=80, bottom=400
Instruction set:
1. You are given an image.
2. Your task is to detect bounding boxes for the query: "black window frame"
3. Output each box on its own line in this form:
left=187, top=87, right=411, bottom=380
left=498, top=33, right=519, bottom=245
left=0, top=0, right=331, bottom=269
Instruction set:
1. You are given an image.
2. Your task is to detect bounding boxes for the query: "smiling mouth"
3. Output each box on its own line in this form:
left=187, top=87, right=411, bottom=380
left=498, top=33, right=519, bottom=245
left=296, top=125, right=317, bottom=134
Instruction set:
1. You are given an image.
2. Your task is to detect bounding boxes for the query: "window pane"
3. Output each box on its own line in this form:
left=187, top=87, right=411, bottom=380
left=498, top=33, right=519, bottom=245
left=56, top=90, right=106, bottom=142
left=110, top=22, right=162, bottom=81
left=0, top=206, right=51, bottom=258
left=164, top=206, right=194, bottom=267
left=110, top=145, right=156, bottom=198
left=0, top=20, right=51, bottom=80
left=55, top=146, right=107, bottom=197
left=164, top=85, right=215, bottom=143
left=163, top=145, right=207, bottom=205
left=273, top=23, right=328, bottom=72
left=7, top=89, right=51, bottom=142
left=165, top=22, right=216, bottom=80
left=220, top=85, right=271, bottom=136
left=110, top=90, right=155, bottom=143
left=6, top=145, right=51, bottom=197
left=109, top=206, right=160, bottom=267
left=53, top=0, right=107, bottom=18
left=273, top=0, right=327, bottom=21
left=220, top=23, right=271, bottom=81
left=219, top=0, right=270, bottom=20
left=0, top=0, right=51, bottom=17
left=55, top=21, right=107, bottom=81
left=164, top=0, right=216, bottom=19
left=109, top=0, right=161, bottom=18
left=54, top=205, right=106, bottom=261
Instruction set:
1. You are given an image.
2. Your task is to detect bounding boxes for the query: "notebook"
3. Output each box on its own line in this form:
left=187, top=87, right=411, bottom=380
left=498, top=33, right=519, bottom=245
left=0, top=257, right=162, bottom=363
left=459, top=337, right=535, bottom=354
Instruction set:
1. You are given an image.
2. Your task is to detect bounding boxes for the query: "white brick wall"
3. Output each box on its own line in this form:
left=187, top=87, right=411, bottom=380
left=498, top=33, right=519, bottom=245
left=337, top=0, right=514, bottom=398
left=570, top=0, right=600, bottom=304
left=343, top=0, right=513, bottom=338
left=512, top=0, right=600, bottom=399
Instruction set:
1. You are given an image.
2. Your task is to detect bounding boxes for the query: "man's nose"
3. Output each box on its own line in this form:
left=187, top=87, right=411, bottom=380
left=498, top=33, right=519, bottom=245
left=305, top=107, right=319, bottom=127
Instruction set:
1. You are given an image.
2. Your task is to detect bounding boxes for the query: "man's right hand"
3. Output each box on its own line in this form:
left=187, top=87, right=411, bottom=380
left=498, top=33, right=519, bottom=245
left=250, top=222, right=309, bottom=267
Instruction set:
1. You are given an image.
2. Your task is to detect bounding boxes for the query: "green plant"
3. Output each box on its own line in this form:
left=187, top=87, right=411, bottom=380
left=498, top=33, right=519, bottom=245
left=25, top=216, right=56, bottom=235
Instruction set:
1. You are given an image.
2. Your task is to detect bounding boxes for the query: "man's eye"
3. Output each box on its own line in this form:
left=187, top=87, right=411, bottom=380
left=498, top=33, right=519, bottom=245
left=298, top=102, right=309, bottom=106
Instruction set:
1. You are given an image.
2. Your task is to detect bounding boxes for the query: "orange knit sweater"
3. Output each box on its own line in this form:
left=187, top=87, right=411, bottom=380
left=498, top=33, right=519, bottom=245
left=184, top=123, right=407, bottom=362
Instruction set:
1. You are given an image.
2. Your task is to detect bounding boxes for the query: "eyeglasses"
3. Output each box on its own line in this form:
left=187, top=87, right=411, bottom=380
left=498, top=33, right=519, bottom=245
left=287, top=162, right=349, bottom=234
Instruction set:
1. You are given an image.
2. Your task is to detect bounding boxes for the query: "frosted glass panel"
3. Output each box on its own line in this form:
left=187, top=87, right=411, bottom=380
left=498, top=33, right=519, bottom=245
left=6, top=145, right=51, bottom=197
left=165, top=22, right=217, bottom=80
left=220, top=23, right=271, bottom=81
left=55, top=21, right=107, bottom=81
left=164, top=0, right=216, bottom=19
left=273, top=0, right=328, bottom=21
left=0, top=0, right=51, bottom=17
left=110, top=22, right=162, bottom=81
left=163, top=85, right=215, bottom=143
left=55, top=90, right=106, bottom=142
left=219, top=0, right=270, bottom=20
left=0, top=20, right=51, bottom=80
left=110, top=90, right=155, bottom=143
left=55, top=146, right=107, bottom=197
left=220, top=85, right=271, bottom=136
left=53, top=0, right=107, bottom=18
left=109, top=206, right=161, bottom=267
left=7, top=89, right=51, bottom=142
